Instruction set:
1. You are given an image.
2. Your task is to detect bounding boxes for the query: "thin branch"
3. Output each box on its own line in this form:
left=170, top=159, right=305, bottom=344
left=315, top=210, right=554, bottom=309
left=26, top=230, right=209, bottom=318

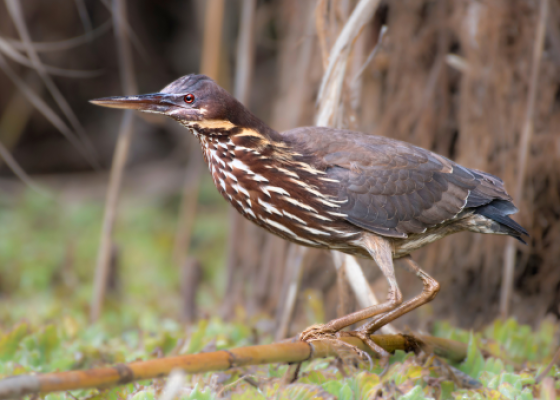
left=99, top=0, right=150, bottom=62
left=220, top=0, right=256, bottom=318
left=500, top=0, right=548, bottom=319
left=331, top=252, right=398, bottom=334
left=0, top=37, right=103, bottom=78
left=317, top=0, right=380, bottom=120
left=275, top=245, right=308, bottom=341
left=172, top=141, right=203, bottom=267
left=3, top=20, right=112, bottom=53
left=0, top=140, right=48, bottom=196
left=0, top=333, right=468, bottom=399
left=315, top=0, right=386, bottom=332
left=200, top=0, right=226, bottom=80
left=4, top=0, right=100, bottom=168
left=352, top=25, right=387, bottom=83
left=535, top=346, right=560, bottom=383
left=0, top=52, right=95, bottom=164
left=234, top=0, right=257, bottom=105
left=74, top=0, right=94, bottom=40
left=90, top=0, right=137, bottom=323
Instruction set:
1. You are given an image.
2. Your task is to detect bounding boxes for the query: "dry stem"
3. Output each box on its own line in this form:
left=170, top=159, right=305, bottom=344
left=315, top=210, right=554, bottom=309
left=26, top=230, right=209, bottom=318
left=0, top=333, right=467, bottom=399
left=90, top=0, right=137, bottom=322
left=500, top=0, right=548, bottom=319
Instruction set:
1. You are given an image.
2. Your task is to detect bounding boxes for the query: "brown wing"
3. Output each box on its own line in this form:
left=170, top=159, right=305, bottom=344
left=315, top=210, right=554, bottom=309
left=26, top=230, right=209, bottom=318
left=282, top=127, right=512, bottom=238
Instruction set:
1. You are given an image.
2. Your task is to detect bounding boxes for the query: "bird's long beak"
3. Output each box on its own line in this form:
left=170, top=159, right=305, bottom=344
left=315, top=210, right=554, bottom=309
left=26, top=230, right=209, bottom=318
left=90, top=93, right=172, bottom=113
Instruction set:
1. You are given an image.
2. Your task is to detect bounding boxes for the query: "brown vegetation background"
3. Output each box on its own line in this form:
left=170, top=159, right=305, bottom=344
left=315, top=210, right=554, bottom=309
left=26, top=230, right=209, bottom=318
left=0, top=0, right=558, bottom=334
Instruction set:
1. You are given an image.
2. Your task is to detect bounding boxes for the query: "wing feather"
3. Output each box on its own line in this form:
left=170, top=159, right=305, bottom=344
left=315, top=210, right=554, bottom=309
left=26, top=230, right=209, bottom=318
left=282, top=127, right=515, bottom=238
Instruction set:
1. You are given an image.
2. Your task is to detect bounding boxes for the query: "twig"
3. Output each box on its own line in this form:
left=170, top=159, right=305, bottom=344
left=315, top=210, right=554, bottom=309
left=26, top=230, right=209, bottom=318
left=535, top=346, right=560, bottom=383
left=316, top=0, right=382, bottom=125
left=158, top=369, right=186, bottom=400
left=200, top=0, right=225, bottom=81
left=316, top=0, right=387, bottom=332
left=90, top=0, right=137, bottom=323
left=0, top=52, right=95, bottom=169
left=4, top=0, right=100, bottom=168
left=500, top=0, right=547, bottom=319
left=0, top=333, right=468, bottom=399
left=173, top=0, right=226, bottom=271
left=352, top=25, right=387, bottom=83
left=0, top=141, right=47, bottom=196
left=331, top=252, right=398, bottom=334
left=0, top=37, right=103, bottom=78
left=220, top=0, right=256, bottom=318
left=0, top=72, right=40, bottom=167
left=275, top=244, right=308, bottom=341
left=74, top=0, right=94, bottom=41
left=3, top=19, right=112, bottom=53
left=180, top=258, right=202, bottom=323
left=172, top=141, right=203, bottom=267
left=234, top=0, right=257, bottom=105
left=539, top=377, right=556, bottom=400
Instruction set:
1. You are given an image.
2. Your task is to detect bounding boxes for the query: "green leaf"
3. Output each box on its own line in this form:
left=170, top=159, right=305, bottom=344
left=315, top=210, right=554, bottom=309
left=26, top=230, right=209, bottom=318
left=299, top=370, right=328, bottom=385
left=186, top=319, right=208, bottom=354
left=36, top=325, right=60, bottom=361
left=439, top=381, right=454, bottom=400
left=459, top=333, right=485, bottom=378
left=280, top=384, right=328, bottom=400
left=130, top=390, right=155, bottom=400
left=231, top=386, right=266, bottom=400
left=0, top=323, right=28, bottom=361
left=322, top=380, right=354, bottom=399
left=399, top=385, right=429, bottom=400
left=183, top=383, right=216, bottom=400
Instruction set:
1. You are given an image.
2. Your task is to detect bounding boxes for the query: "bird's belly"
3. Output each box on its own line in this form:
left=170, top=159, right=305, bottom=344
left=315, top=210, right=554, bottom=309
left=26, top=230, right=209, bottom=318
left=391, top=222, right=467, bottom=258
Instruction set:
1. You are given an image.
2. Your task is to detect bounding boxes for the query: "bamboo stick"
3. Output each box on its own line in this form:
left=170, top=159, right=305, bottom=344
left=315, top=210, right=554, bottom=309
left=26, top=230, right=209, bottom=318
left=221, top=0, right=257, bottom=319
left=0, top=333, right=467, bottom=399
left=499, top=0, right=547, bottom=319
left=90, top=0, right=137, bottom=323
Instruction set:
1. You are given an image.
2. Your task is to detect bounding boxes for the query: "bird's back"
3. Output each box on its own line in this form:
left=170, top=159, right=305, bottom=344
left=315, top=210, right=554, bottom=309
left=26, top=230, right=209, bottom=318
left=281, top=127, right=527, bottom=246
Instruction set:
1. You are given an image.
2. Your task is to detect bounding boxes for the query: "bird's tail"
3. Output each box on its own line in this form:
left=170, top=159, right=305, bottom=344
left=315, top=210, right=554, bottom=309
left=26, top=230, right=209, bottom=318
left=474, top=200, right=529, bottom=244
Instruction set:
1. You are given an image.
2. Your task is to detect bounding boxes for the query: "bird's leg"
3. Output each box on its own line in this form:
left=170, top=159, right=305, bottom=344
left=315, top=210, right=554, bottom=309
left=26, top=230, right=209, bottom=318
left=357, top=255, right=440, bottom=336
left=301, top=234, right=402, bottom=361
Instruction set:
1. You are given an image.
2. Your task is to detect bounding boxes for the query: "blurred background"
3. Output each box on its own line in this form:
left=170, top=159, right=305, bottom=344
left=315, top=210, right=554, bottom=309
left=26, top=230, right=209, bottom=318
left=0, top=0, right=558, bottom=341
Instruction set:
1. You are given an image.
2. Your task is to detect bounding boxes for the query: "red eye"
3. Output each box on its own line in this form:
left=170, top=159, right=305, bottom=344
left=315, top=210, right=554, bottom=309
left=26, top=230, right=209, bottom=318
left=184, top=94, right=195, bottom=103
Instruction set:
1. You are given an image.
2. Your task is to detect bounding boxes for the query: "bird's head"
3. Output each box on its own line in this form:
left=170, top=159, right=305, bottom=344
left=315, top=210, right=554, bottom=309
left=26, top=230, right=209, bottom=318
left=91, top=74, right=260, bottom=135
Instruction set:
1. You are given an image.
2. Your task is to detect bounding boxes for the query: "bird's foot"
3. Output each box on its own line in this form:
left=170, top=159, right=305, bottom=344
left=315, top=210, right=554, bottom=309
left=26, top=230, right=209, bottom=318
left=299, top=323, right=337, bottom=341
left=348, top=330, right=391, bottom=369
left=299, top=323, right=385, bottom=369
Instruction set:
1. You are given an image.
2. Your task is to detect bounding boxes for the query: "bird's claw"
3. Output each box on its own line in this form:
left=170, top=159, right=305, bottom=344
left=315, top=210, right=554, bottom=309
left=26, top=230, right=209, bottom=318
left=299, top=324, right=389, bottom=369
left=346, top=330, right=391, bottom=369
left=299, top=323, right=337, bottom=342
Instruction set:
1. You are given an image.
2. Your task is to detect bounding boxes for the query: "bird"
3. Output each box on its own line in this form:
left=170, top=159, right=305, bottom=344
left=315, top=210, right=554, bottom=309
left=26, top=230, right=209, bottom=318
left=91, top=74, right=528, bottom=360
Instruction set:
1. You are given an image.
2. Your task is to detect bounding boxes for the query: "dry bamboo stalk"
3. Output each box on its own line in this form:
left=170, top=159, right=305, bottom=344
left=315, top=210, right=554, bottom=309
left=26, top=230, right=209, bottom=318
left=0, top=333, right=467, bottom=399
left=316, top=0, right=388, bottom=330
left=0, top=73, right=42, bottom=161
left=0, top=141, right=45, bottom=195
left=271, top=0, right=319, bottom=337
left=275, top=244, right=308, bottom=340
left=90, top=0, right=137, bottom=323
left=174, top=0, right=226, bottom=290
left=181, top=258, right=203, bottom=323
left=200, top=0, right=225, bottom=81
left=331, top=253, right=397, bottom=334
left=172, top=142, right=203, bottom=267
left=221, top=0, right=257, bottom=319
left=499, top=0, right=547, bottom=319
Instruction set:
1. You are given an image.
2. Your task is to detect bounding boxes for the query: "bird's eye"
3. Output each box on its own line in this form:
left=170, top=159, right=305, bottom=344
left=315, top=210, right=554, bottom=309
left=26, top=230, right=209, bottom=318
left=184, top=94, right=195, bottom=104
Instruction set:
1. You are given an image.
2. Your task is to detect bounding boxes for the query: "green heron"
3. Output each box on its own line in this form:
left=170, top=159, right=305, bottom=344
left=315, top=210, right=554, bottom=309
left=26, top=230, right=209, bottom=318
left=91, top=74, right=527, bottom=359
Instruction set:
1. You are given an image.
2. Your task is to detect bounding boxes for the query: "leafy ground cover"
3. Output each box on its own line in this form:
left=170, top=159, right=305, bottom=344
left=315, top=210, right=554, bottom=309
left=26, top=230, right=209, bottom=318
left=0, top=189, right=558, bottom=399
